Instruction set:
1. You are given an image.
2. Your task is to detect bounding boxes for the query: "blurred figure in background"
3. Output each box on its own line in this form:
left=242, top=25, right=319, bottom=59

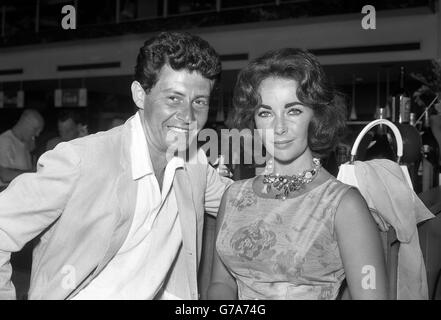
left=0, top=109, right=44, bottom=185
left=0, top=109, right=44, bottom=300
left=430, top=102, right=441, bottom=163
left=107, top=116, right=126, bottom=130
left=46, top=110, right=88, bottom=151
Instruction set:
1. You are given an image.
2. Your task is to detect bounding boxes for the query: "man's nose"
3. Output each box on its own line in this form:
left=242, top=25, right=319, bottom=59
left=177, top=103, right=195, bottom=123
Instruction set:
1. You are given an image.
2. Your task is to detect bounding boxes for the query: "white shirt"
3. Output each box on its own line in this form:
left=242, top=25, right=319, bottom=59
left=73, top=112, right=185, bottom=300
left=0, top=130, right=32, bottom=185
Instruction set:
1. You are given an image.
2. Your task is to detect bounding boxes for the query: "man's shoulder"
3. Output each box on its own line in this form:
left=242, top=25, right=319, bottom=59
left=0, top=130, right=14, bottom=144
left=49, top=125, right=127, bottom=167
left=0, top=131, right=21, bottom=153
left=70, top=125, right=126, bottom=149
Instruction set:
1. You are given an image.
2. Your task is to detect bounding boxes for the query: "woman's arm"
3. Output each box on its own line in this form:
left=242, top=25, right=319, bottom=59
left=207, top=188, right=238, bottom=300
left=335, top=188, right=389, bottom=300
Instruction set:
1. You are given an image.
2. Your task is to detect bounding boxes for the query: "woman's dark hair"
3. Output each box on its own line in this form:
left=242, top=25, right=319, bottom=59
left=135, top=32, right=221, bottom=92
left=232, top=48, right=347, bottom=158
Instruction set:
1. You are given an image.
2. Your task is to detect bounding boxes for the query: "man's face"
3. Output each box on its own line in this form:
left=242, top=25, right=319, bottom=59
left=139, top=64, right=213, bottom=155
left=58, top=118, right=79, bottom=141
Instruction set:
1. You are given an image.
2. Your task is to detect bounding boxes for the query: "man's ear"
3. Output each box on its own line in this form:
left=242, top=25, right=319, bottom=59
left=131, top=81, right=146, bottom=110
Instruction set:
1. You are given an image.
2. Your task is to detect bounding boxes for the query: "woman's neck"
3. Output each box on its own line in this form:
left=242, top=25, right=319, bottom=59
left=270, top=150, right=315, bottom=176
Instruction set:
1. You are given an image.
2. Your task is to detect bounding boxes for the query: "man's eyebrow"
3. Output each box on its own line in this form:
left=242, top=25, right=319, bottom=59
left=162, top=89, right=209, bottom=99
left=162, top=88, right=185, bottom=96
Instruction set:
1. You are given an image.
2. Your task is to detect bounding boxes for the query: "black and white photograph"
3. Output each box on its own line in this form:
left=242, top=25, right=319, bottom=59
left=0, top=0, right=440, bottom=306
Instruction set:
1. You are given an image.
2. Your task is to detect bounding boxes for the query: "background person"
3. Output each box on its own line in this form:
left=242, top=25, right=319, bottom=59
left=46, top=110, right=88, bottom=151
left=0, top=109, right=44, bottom=185
left=107, top=116, right=127, bottom=130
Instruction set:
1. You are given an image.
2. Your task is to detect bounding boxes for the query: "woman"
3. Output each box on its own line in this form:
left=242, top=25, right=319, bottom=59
left=207, top=48, right=388, bottom=300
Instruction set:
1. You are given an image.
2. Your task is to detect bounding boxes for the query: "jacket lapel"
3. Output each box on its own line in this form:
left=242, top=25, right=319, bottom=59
left=68, top=121, right=137, bottom=298
left=98, top=123, right=137, bottom=273
left=173, top=168, right=198, bottom=296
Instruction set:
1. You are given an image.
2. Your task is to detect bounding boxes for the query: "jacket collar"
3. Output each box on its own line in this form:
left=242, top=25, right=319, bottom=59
left=130, top=112, right=153, bottom=179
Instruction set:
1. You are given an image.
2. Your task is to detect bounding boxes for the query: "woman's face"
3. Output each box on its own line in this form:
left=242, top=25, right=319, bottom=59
left=254, top=77, right=314, bottom=163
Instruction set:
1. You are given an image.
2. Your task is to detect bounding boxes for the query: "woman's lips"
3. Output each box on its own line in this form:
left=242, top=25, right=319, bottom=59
left=273, top=139, right=294, bottom=149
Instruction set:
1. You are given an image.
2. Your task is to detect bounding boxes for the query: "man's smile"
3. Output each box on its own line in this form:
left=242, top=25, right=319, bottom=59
left=167, top=125, right=190, bottom=133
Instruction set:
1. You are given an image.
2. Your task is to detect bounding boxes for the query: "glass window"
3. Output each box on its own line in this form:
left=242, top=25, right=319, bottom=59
left=3, top=3, right=37, bottom=37
left=221, top=0, right=274, bottom=9
left=137, top=0, right=161, bottom=19
left=76, top=0, right=116, bottom=25
left=167, top=0, right=216, bottom=15
left=120, top=0, right=137, bottom=21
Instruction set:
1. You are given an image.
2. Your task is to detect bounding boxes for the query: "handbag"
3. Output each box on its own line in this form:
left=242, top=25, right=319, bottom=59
left=337, top=118, right=413, bottom=189
left=337, top=119, right=414, bottom=232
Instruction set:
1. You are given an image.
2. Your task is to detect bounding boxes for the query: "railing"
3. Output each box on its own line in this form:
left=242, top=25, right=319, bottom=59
left=0, top=0, right=435, bottom=48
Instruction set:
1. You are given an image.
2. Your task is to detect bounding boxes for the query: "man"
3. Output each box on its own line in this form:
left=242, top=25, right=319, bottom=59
left=45, top=110, right=88, bottom=151
left=0, top=109, right=44, bottom=185
left=0, top=32, right=231, bottom=300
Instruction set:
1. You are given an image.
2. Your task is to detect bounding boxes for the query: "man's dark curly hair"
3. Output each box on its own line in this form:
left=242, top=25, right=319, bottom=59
left=135, top=31, right=221, bottom=92
left=232, top=48, right=347, bottom=158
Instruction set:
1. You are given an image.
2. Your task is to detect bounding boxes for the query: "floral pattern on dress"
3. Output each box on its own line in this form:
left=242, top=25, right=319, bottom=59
left=273, top=250, right=305, bottom=279
left=229, top=189, right=257, bottom=211
left=265, top=213, right=283, bottom=225
left=318, top=285, right=334, bottom=300
left=216, top=178, right=350, bottom=300
left=230, top=220, right=277, bottom=261
left=323, top=207, right=337, bottom=233
left=313, top=242, right=324, bottom=251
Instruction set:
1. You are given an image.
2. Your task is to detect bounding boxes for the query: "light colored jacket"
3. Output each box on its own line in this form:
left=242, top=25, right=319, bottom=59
left=354, top=160, right=434, bottom=299
left=0, top=116, right=231, bottom=300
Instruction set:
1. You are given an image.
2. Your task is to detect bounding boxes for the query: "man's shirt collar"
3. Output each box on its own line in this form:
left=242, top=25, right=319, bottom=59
left=130, top=112, right=184, bottom=180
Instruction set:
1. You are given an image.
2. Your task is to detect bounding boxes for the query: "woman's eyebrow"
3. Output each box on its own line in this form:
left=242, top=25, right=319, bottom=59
left=258, top=102, right=304, bottom=109
left=193, top=94, right=210, bottom=99
left=258, top=104, right=272, bottom=110
left=285, top=102, right=304, bottom=108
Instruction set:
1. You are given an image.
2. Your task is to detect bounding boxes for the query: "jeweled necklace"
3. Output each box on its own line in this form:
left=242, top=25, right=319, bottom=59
left=262, top=158, right=321, bottom=200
